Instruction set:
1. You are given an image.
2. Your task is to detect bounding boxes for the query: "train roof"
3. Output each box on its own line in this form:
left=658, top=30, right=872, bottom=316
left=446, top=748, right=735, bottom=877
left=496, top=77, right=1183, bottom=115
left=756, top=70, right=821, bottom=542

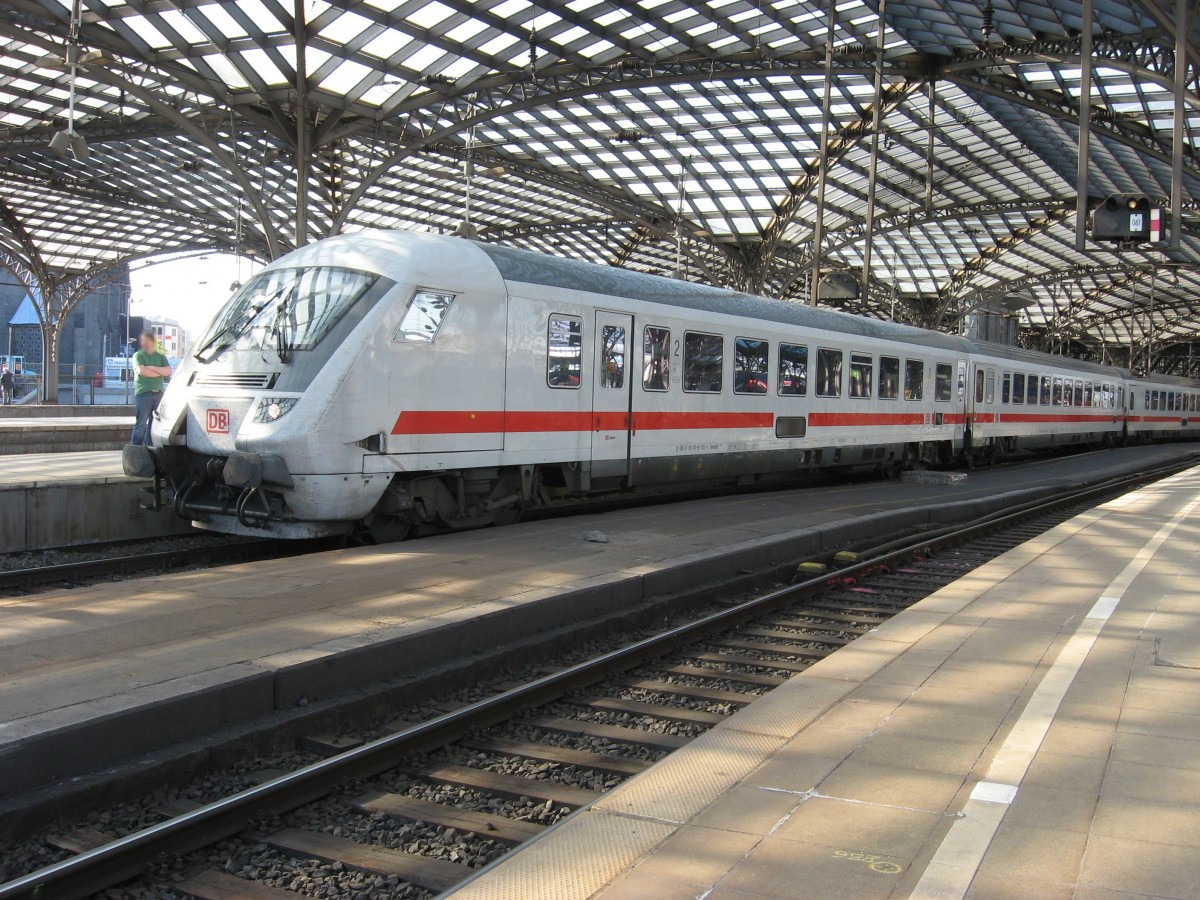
left=969, top=341, right=1129, bottom=378
left=475, top=242, right=973, bottom=355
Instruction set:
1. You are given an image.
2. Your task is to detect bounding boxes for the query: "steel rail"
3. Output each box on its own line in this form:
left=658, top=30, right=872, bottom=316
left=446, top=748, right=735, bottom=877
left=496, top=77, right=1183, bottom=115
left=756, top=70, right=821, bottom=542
left=0, top=455, right=1195, bottom=900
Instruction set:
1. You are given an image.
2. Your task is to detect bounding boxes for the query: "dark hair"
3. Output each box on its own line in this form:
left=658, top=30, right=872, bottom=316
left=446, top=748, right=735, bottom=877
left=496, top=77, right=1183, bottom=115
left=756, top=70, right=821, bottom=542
left=140, top=330, right=157, bottom=342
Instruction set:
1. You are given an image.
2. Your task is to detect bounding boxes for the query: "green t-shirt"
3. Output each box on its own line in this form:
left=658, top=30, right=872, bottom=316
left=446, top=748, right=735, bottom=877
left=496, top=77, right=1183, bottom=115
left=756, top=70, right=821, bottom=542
left=133, top=350, right=169, bottom=394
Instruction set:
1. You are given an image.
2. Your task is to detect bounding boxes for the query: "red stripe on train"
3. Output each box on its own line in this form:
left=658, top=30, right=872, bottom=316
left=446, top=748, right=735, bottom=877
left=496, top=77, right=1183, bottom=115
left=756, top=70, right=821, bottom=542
left=391, top=410, right=773, bottom=435
left=997, top=413, right=1118, bottom=424
left=808, top=412, right=927, bottom=427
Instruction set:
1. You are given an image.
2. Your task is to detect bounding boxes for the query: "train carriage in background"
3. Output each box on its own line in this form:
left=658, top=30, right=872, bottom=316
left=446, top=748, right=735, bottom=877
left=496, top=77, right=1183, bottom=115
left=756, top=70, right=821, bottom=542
left=122, top=230, right=1200, bottom=540
left=963, top=343, right=1127, bottom=460
left=1125, top=373, right=1200, bottom=442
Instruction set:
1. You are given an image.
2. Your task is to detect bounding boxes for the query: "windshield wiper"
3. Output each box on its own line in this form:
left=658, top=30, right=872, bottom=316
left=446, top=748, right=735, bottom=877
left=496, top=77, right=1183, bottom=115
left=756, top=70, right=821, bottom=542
left=194, top=301, right=269, bottom=364
left=193, top=326, right=236, bottom=364
left=270, top=287, right=297, bottom=363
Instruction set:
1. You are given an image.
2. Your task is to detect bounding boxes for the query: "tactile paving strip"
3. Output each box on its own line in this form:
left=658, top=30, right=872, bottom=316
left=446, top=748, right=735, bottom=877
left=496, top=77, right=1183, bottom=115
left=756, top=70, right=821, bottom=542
left=448, top=809, right=674, bottom=900
left=802, top=637, right=899, bottom=683
left=594, top=726, right=788, bottom=824
left=709, top=675, right=854, bottom=740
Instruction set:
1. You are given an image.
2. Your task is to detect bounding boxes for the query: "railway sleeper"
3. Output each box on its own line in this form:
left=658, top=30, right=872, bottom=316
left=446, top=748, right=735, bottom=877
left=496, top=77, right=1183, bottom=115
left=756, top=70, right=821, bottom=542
left=405, top=763, right=599, bottom=809
left=661, top=662, right=789, bottom=688
left=619, top=678, right=759, bottom=706
left=353, top=792, right=544, bottom=846
left=460, top=737, right=653, bottom=778
left=706, top=637, right=834, bottom=658
left=263, top=827, right=465, bottom=893
left=527, top=716, right=688, bottom=752
left=570, top=696, right=729, bottom=726
left=686, top=650, right=817, bottom=674
left=179, top=869, right=297, bottom=900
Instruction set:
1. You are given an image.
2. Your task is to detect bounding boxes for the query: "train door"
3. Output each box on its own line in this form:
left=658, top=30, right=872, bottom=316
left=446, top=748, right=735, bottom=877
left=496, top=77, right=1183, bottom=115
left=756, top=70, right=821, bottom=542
left=956, top=359, right=968, bottom=450
left=591, top=311, right=633, bottom=481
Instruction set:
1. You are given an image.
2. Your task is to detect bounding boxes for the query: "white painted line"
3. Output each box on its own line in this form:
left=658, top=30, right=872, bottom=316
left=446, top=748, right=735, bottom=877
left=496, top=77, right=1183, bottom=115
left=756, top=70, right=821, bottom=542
left=908, top=477, right=1200, bottom=900
left=969, top=782, right=1017, bottom=805
left=1087, top=596, right=1121, bottom=620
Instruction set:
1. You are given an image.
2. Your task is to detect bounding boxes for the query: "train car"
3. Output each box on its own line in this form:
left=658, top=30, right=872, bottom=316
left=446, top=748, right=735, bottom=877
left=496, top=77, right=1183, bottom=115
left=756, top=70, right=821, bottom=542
left=122, top=230, right=1198, bottom=539
left=1126, top=373, right=1200, bottom=441
left=963, top=342, right=1127, bottom=459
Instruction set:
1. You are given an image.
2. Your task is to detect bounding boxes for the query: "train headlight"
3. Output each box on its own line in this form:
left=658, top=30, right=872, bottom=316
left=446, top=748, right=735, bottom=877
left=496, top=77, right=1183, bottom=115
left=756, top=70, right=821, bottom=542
left=253, top=396, right=299, bottom=423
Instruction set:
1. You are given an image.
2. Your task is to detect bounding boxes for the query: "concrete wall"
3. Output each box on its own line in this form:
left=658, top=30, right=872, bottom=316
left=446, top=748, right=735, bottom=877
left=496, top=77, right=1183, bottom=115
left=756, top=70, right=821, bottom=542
left=0, top=479, right=193, bottom=552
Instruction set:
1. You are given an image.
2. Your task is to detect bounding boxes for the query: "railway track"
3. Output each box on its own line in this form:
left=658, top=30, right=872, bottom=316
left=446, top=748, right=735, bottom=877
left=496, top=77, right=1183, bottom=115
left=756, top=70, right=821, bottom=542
left=0, top=458, right=1192, bottom=900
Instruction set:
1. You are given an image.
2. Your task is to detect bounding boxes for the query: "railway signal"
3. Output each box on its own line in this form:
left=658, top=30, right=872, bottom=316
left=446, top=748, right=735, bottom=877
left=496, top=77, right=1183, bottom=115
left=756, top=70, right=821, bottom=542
left=1091, top=194, right=1165, bottom=246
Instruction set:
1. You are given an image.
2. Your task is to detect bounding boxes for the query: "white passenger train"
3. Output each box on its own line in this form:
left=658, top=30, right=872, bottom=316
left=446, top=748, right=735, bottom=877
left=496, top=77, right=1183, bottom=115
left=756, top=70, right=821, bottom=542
left=123, top=230, right=1200, bottom=539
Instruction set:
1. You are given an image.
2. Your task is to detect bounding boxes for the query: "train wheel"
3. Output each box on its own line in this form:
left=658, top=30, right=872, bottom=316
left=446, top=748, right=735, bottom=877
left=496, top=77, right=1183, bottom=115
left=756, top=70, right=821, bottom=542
left=492, top=507, right=523, bottom=526
left=353, top=516, right=412, bottom=545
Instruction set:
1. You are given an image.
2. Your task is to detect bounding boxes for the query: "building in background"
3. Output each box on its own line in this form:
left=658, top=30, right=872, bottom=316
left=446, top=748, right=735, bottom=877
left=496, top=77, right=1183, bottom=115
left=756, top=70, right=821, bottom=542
left=0, top=268, right=132, bottom=375
left=148, top=318, right=186, bottom=357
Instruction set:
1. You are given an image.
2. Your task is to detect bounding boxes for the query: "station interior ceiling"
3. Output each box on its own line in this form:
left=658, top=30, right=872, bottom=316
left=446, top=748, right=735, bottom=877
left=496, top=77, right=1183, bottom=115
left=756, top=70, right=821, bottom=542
left=1, top=0, right=1198, bottom=373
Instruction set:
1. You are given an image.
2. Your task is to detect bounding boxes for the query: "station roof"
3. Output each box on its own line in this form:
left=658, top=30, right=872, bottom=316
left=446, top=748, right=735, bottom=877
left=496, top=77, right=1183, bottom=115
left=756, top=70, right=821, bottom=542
left=0, top=0, right=1197, bottom=363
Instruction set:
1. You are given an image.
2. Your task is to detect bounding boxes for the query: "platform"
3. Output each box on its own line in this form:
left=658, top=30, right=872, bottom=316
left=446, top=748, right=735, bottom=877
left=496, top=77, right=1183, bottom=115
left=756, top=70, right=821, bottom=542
left=0, top=416, right=134, bottom=455
left=450, top=462, right=1200, bottom=900
left=0, top=451, right=187, bottom=552
left=0, top=444, right=1196, bottom=836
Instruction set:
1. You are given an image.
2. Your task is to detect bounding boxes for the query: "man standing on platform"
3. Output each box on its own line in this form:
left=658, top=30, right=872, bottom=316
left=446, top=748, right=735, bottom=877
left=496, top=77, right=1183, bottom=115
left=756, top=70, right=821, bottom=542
left=0, top=364, right=13, bottom=405
left=131, top=330, right=171, bottom=446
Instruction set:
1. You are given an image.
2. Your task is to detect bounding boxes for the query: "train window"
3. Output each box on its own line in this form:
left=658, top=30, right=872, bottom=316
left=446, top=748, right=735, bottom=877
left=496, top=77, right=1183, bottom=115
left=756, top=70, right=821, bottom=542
left=849, top=353, right=873, bottom=399
left=1147, top=390, right=1154, bottom=410
left=1002, top=373, right=1011, bottom=403
left=935, top=363, right=953, bottom=402
left=1028, top=375, right=1039, bottom=405
left=985, top=369, right=995, bottom=404
left=778, top=343, right=808, bottom=396
left=817, top=349, right=843, bottom=397
left=1193, top=394, right=1197, bottom=412
left=1013, top=373, right=1025, bottom=404
left=879, top=356, right=900, bottom=400
left=734, top=338, right=769, bottom=394
left=1053, top=377, right=1063, bottom=406
left=904, top=359, right=924, bottom=400
left=974, top=369, right=984, bottom=404
left=1063, top=379, right=1073, bottom=407
left=600, top=326, right=625, bottom=389
left=1073, top=381, right=1084, bottom=407
left=683, top=332, right=723, bottom=393
left=1083, top=383, right=1092, bottom=407
left=642, top=326, right=670, bottom=391
left=396, top=290, right=455, bottom=343
left=547, top=315, right=583, bottom=388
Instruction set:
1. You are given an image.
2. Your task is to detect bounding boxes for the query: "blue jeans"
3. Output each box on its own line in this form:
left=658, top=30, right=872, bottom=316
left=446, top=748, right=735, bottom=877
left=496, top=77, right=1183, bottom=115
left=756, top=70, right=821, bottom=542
left=132, top=391, right=162, bottom=446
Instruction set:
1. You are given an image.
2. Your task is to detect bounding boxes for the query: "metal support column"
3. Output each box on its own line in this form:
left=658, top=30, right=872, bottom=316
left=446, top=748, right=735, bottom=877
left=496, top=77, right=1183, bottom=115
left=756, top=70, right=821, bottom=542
left=1170, top=0, right=1188, bottom=251
left=1075, top=0, right=1094, bottom=251
left=809, top=0, right=837, bottom=306
left=861, top=0, right=887, bottom=303
left=925, top=81, right=935, bottom=214
left=294, top=0, right=310, bottom=248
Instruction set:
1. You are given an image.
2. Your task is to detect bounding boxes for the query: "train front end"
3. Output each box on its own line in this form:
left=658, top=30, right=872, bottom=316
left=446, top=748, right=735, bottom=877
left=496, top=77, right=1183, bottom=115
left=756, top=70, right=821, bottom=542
left=123, top=237, right=400, bottom=538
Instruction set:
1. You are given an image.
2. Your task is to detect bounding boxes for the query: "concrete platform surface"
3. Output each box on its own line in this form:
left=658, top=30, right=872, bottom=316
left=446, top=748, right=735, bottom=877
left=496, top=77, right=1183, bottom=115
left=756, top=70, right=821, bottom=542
left=448, top=462, right=1200, bottom=900
left=0, top=450, right=128, bottom=487
left=0, top=444, right=1195, bottom=814
left=0, top=418, right=133, bottom=455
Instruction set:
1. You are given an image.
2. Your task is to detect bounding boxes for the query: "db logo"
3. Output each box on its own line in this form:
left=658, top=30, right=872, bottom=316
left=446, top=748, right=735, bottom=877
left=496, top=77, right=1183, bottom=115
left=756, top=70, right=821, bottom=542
left=206, top=408, right=231, bottom=434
